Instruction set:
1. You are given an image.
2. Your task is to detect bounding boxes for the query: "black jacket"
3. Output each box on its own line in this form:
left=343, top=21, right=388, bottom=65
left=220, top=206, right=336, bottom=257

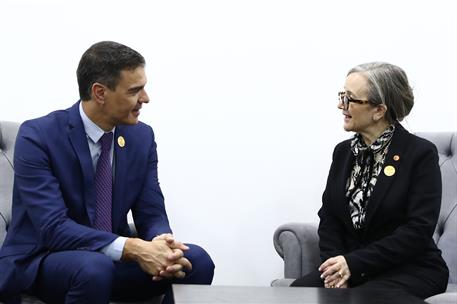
left=318, top=123, right=448, bottom=286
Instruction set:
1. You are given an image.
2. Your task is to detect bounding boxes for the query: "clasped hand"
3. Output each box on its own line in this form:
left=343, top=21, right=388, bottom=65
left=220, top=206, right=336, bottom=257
left=319, top=255, right=351, bottom=288
left=151, top=233, right=192, bottom=281
left=123, top=233, right=192, bottom=281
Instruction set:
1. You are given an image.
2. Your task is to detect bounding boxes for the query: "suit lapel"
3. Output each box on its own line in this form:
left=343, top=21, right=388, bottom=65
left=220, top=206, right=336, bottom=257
left=112, top=127, right=128, bottom=231
left=363, top=124, right=409, bottom=233
left=67, top=101, right=97, bottom=226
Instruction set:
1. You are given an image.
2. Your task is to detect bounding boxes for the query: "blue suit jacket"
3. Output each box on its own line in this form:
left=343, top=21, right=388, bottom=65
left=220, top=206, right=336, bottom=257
left=0, top=101, right=172, bottom=294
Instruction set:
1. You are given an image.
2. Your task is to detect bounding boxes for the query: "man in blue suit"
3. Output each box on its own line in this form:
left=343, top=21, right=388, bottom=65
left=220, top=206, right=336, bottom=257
left=0, top=41, right=214, bottom=303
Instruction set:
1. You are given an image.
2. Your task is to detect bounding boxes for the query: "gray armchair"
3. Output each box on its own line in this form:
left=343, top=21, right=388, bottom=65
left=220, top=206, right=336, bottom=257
left=273, top=132, right=457, bottom=304
left=0, top=121, right=162, bottom=304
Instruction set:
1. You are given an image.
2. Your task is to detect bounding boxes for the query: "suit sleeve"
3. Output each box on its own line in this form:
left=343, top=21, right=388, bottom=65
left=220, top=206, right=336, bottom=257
left=14, top=122, right=118, bottom=251
left=131, top=126, right=172, bottom=240
left=318, top=144, right=348, bottom=262
left=344, top=141, right=442, bottom=280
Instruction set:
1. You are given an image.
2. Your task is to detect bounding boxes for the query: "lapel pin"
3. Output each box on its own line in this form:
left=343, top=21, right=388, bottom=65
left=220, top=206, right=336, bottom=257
left=117, top=136, right=125, bottom=148
left=393, top=155, right=400, bottom=161
left=384, top=165, right=396, bottom=177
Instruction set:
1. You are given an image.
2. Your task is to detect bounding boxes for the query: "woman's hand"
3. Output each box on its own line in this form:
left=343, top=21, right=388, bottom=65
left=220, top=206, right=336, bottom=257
left=319, top=255, right=351, bottom=288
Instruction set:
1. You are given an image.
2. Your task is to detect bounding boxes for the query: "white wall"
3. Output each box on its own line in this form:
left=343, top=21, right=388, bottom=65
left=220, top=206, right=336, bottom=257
left=1, top=0, right=456, bottom=286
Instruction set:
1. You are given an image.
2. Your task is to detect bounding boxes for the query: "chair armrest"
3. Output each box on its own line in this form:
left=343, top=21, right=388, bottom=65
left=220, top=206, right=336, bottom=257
left=273, top=222, right=320, bottom=279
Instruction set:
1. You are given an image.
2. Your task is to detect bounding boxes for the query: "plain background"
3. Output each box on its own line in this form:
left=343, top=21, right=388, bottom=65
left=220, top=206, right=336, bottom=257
left=1, top=0, right=456, bottom=286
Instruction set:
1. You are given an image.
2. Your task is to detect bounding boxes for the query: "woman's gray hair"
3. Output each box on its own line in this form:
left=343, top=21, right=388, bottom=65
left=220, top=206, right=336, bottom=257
left=348, top=62, right=414, bottom=123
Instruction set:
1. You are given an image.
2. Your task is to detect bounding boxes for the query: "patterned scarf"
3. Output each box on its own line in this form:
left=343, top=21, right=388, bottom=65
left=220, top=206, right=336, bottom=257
left=346, top=124, right=395, bottom=229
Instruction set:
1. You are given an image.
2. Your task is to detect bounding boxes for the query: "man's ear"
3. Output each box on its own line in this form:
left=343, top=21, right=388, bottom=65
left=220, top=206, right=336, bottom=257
left=91, top=83, right=106, bottom=104
left=373, top=104, right=387, bottom=122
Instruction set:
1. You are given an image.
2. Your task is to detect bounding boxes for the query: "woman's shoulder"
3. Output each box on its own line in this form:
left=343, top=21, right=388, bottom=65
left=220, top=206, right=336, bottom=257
left=395, top=124, right=438, bottom=153
left=329, top=138, right=352, bottom=161
left=334, top=137, right=352, bottom=152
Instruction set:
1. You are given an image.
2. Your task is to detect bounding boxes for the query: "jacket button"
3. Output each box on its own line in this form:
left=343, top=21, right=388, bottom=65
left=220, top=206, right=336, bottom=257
left=361, top=273, right=366, bottom=277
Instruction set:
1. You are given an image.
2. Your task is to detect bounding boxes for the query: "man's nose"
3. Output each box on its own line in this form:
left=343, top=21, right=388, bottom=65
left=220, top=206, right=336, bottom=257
left=139, top=89, right=149, bottom=103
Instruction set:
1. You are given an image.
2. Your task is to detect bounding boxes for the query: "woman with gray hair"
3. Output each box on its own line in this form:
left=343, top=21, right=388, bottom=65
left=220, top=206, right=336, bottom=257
left=291, top=62, right=449, bottom=299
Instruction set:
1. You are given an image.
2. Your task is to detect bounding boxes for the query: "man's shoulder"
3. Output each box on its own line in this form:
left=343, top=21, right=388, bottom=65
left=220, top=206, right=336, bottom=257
left=22, top=102, right=73, bottom=129
left=20, top=106, right=73, bottom=136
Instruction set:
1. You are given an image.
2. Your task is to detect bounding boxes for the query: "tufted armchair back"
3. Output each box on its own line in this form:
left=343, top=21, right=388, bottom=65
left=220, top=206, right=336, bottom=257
left=416, top=132, right=457, bottom=284
left=0, top=121, right=19, bottom=247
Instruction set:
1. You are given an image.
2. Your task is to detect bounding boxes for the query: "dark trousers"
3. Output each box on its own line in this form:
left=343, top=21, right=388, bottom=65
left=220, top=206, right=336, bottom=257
left=32, top=244, right=214, bottom=304
left=290, top=266, right=448, bottom=299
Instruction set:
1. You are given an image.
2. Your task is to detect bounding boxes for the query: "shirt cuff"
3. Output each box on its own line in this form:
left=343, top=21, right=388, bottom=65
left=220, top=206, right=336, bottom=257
left=100, top=236, right=128, bottom=261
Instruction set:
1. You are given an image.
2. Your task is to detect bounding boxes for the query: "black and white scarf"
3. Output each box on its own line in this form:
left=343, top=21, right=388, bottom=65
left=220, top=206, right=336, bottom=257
left=346, top=125, right=395, bottom=229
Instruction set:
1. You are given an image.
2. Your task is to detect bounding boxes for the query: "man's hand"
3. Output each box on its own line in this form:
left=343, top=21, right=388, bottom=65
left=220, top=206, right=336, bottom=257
left=154, top=252, right=192, bottom=281
left=152, top=234, right=192, bottom=281
left=319, top=255, right=351, bottom=288
left=122, top=238, right=174, bottom=277
left=153, top=233, right=189, bottom=251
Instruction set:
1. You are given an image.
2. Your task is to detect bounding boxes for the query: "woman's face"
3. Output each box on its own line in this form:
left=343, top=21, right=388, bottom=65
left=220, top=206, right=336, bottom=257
left=338, top=72, right=380, bottom=134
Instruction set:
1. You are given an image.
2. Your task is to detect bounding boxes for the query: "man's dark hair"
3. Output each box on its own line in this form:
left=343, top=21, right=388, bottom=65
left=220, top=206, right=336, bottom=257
left=77, top=41, right=145, bottom=101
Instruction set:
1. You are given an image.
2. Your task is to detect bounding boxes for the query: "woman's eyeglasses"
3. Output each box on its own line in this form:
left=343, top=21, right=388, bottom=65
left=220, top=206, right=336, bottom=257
left=338, top=91, right=369, bottom=110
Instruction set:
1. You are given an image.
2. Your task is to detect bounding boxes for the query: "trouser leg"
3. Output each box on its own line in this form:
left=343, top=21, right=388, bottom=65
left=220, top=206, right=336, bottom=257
left=177, top=244, right=215, bottom=285
left=110, top=260, right=169, bottom=301
left=35, top=244, right=214, bottom=304
left=354, top=268, right=448, bottom=299
left=162, top=243, right=215, bottom=304
left=290, top=268, right=324, bottom=287
left=35, top=251, right=114, bottom=304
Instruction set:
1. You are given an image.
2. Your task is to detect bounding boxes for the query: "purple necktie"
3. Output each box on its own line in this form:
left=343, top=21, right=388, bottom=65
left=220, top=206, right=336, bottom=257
left=94, top=132, right=113, bottom=231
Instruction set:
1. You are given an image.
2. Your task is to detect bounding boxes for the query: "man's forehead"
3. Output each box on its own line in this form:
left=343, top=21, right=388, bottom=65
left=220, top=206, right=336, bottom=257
left=119, top=67, right=147, bottom=84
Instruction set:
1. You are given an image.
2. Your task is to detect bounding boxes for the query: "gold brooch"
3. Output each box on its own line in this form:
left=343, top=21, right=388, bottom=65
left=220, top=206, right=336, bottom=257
left=117, top=136, right=125, bottom=148
left=384, top=165, right=395, bottom=177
